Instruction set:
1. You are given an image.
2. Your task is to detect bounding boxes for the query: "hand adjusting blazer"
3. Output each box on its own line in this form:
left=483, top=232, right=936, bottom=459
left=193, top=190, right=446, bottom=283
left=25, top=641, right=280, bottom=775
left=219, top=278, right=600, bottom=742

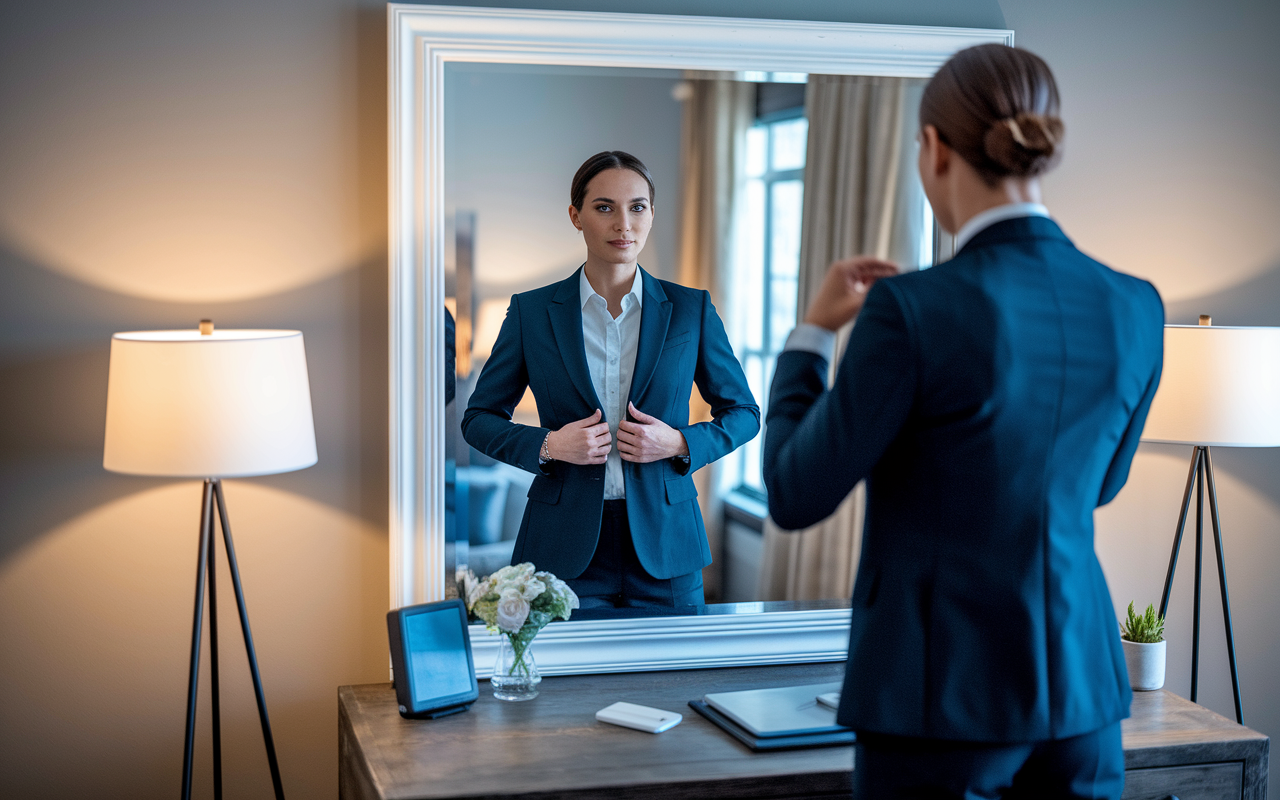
left=765, top=217, right=1164, bottom=742
left=463, top=267, right=759, bottom=580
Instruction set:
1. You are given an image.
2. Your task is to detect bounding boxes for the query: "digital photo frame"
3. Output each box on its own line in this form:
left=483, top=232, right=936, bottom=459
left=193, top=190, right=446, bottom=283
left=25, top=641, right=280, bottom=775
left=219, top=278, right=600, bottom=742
left=387, top=599, right=479, bottom=719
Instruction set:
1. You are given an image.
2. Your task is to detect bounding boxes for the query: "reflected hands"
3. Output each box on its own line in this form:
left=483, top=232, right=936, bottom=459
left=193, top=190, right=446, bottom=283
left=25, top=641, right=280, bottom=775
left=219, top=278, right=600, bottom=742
left=803, top=256, right=900, bottom=331
left=618, top=402, right=689, bottom=463
left=546, top=409, right=612, bottom=465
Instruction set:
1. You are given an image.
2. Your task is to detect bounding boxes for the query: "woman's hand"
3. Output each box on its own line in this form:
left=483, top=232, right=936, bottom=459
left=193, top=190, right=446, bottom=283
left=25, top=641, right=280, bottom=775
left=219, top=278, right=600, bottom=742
left=803, top=257, right=900, bottom=331
left=618, top=402, right=689, bottom=463
left=546, top=409, right=612, bottom=465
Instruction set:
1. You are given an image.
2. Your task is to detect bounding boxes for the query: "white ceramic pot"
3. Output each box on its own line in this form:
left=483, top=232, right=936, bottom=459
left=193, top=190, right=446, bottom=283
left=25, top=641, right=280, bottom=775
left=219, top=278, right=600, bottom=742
left=1122, top=639, right=1166, bottom=691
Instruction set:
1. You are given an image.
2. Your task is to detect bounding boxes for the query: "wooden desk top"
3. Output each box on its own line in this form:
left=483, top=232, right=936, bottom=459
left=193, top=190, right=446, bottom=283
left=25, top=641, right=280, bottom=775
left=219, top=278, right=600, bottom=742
left=339, top=663, right=1268, bottom=800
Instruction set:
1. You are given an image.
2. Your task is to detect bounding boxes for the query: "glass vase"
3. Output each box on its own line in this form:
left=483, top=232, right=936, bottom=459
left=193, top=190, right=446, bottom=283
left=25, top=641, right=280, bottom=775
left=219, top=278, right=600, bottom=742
left=491, top=632, right=541, bottom=701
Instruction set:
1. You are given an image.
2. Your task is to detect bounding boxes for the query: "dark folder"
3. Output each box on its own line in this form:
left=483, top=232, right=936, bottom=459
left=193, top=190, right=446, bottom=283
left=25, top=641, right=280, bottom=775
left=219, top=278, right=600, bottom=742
left=688, top=700, right=855, bottom=751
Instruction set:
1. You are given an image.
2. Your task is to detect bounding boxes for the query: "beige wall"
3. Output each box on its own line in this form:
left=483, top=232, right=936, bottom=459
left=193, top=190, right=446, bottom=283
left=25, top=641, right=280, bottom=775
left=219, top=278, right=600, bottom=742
left=0, top=1, right=391, bottom=797
left=3, top=0, right=1279, bottom=798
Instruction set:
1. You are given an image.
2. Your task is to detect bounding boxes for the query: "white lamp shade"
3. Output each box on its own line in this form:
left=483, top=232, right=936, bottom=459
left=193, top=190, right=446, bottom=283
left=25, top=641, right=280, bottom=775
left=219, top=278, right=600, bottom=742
left=104, top=330, right=318, bottom=477
left=1142, top=324, right=1280, bottom=447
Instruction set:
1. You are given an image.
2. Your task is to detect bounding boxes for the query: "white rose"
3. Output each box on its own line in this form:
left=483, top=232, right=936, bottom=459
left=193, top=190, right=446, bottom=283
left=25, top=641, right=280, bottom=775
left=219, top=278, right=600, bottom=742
left=521, top=578, right=546, bottom=602
left=551, top=576, right=579, bottom=610
left=495, top=588, right=531, bottom=633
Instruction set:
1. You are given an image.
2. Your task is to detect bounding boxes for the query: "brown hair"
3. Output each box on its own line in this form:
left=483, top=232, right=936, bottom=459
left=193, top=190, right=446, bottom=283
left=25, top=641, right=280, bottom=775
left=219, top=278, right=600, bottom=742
left=920, top=44, right=1065, bottom=185
left=570, top=151, right=656, bottom=211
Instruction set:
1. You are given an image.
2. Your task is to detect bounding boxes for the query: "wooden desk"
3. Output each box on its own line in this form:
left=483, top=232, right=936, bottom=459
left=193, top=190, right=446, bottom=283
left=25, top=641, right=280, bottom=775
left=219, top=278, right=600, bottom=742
left=339, top=663, right=1268, bottom=800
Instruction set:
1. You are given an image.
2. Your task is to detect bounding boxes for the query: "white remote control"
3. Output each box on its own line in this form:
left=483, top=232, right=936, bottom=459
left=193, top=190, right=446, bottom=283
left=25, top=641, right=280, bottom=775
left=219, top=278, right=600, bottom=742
left=595, top=701, right=682, bottom=733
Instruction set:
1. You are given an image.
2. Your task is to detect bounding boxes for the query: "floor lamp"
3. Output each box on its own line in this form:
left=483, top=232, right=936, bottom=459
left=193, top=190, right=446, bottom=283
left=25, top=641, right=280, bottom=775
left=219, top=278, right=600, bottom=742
left=1140, top=315, right=1280, bottom=725
left=103, top=321, right=317, bottom=800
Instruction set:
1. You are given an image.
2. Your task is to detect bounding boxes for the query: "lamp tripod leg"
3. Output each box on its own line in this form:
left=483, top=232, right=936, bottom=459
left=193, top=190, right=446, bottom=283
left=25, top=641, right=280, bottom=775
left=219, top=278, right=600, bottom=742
left=209, top=487, right=222, bottom=800
left=213, top=481, right=287, bottom=800
left=1203, top=449, right=1244, bottom=724
left=1159, top=449, right=1201, bottom=619
left=1192, top=448, right=1205, bottom=703
left=181, top=481, right=215, bottom=800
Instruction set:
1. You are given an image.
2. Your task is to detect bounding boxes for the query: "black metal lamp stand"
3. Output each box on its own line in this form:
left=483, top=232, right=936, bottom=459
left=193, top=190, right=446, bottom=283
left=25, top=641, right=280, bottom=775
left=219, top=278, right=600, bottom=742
left=1157, top=445, right=1244, bottom=724
left=181, top=478, right=287, bottom=800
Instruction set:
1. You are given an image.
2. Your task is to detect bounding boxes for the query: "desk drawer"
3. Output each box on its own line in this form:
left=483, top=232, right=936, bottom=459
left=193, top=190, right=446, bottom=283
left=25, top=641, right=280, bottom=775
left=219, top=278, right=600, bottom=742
left=1122, top=762, right=1243, bottom=800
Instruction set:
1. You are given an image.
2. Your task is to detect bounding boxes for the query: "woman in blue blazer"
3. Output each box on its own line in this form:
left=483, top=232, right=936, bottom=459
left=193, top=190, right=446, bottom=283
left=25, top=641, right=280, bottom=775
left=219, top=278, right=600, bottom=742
left=764, top=46, right=1163, bottom=798
left=463, top=152, right=759, bottom=609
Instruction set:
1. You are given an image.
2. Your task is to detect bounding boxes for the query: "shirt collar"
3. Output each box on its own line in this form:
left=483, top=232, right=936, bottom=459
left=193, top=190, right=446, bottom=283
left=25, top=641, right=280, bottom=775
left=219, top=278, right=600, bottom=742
left=953, top=202, right=1051, bottom=253
left=580, top=266, right=644, bottom=310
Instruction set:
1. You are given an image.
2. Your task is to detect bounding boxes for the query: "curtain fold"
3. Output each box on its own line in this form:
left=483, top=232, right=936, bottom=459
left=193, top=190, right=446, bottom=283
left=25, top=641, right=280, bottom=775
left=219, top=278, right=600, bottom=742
left=759, top=74, right=926, bottom=602
left=676, top=77, right=755, bottom=601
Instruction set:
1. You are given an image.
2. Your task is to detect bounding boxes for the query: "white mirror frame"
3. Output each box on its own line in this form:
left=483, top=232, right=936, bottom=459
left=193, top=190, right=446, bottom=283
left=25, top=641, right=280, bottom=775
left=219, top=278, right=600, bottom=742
left=389, top=3, right=1012, bottom=676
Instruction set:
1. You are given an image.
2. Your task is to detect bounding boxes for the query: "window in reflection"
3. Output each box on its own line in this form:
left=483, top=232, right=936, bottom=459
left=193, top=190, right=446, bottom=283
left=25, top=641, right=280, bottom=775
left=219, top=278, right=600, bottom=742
left=731, top=112, right=807, bottom=498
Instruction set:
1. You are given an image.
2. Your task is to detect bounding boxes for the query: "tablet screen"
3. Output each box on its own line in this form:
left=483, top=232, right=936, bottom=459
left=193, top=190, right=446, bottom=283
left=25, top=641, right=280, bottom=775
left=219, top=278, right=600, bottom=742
left=405, top=607, right=473, bottom=704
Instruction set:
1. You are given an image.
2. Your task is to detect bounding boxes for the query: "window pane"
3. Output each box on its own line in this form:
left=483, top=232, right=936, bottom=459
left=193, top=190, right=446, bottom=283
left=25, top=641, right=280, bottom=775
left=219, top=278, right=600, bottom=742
left=745, top=126, right=767, bottom=178
left=919, top=193, right=935, bottom=269
left=743, top=354, right=765, bottom=490
left=741, top=179, right=766, bottom=351
left=770, top=278, right=797, bottom=353
left=771, top=117, right=808, bottom=171
left=770, top=180, right=803, bottom=281
left=744, top=355, right=765, bottom=426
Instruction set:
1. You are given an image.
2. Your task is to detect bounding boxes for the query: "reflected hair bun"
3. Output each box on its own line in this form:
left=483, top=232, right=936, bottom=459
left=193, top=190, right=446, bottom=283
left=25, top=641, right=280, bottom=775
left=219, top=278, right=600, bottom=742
left=983, top=112, right=1064, bottom=178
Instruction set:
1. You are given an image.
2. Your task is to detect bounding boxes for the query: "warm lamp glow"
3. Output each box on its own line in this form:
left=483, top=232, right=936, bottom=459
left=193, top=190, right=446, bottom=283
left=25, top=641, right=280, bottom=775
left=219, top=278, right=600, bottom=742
left=1141, top=324, right=1280, bottom=447
left=103, top=328, right=318, bottom=477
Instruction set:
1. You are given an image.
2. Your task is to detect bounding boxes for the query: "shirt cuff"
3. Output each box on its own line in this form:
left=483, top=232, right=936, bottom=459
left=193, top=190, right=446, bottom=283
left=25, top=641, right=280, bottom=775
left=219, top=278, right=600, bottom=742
left=783, top=324, right=838, bottom=360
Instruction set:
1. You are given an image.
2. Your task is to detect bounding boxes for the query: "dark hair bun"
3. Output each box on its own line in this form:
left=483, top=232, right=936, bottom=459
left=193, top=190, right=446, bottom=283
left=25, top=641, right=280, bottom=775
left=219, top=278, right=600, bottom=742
left=983, top=112, right=1064, bottom=178
left=921, top=44, right=1064, bottom=185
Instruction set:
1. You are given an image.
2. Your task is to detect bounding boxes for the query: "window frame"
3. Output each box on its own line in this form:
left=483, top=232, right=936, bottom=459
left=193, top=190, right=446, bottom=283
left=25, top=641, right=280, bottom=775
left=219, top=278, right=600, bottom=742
left=732, top=106, right=809, bottom=501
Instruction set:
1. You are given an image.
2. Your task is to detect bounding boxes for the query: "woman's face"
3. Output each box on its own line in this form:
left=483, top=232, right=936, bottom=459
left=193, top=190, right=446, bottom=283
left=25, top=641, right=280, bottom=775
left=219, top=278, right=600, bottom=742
left=568, top=168, right=654, bottom=267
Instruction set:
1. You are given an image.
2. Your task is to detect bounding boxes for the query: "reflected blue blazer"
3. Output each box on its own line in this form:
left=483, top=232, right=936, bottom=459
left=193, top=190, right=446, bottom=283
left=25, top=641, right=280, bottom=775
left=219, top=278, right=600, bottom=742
left=764, top=217, right=1164, bottom=742
left=463, top=267, right=759, bottom=580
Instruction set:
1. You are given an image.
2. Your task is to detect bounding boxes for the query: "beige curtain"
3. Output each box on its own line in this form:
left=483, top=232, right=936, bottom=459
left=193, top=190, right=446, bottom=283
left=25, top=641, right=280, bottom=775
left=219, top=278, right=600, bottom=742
left=759, top=74, right=926, bottom=601
left=676, top=77, right=755, bottom=601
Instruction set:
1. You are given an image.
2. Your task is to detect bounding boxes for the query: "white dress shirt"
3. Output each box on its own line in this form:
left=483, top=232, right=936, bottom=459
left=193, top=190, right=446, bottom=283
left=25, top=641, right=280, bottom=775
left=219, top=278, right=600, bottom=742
left=783, top=202, right=1052, bottom=360
left=580, top=267, right=643, bottom=499
left=952, top=201, right=1049, bottom=253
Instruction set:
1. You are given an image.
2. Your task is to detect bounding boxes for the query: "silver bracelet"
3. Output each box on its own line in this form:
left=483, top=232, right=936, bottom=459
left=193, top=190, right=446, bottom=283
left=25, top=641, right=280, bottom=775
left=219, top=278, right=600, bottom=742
left=539, top=431, right=553, bottom=463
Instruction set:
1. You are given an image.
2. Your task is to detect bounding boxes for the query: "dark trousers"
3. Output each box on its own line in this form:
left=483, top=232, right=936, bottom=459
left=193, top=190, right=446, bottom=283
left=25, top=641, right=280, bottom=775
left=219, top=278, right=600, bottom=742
left=852, top=722, right=1124, bottom=800
left=567, top=499, right=705, bottom=609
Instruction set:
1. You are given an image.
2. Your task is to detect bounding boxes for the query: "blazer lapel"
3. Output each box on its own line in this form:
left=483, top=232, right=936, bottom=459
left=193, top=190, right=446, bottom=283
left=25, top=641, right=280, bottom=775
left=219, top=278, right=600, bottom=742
left=548, top=268, right=604, bottom=413
left=628, top=267, right=672, bottom=406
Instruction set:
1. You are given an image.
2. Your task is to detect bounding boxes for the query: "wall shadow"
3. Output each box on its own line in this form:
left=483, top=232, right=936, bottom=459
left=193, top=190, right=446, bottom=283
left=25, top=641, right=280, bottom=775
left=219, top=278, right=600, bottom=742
left=0, top=242, right=388, bottom=563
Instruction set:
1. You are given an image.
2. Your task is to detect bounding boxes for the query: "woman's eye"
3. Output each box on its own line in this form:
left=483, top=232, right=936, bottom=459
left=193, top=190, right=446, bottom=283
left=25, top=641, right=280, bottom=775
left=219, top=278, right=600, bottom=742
left=631, top=204, right=647, bottom=212
left=595, top=205, right=611, bottom=213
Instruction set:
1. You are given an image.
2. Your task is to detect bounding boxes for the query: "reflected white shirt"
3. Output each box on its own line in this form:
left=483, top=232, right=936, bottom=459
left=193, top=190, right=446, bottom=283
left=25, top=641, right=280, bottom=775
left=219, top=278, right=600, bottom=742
left=783, top=202, right=1052, bottom=360
left=580, top=267, right=643, bottom=499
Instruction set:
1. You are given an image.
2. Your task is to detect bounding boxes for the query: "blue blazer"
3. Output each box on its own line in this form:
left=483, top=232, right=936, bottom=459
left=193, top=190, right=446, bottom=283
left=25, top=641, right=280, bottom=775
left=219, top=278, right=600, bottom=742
left=764, top=217, right=1164, bottom=742
left=463, top=267, right=759, bottom=580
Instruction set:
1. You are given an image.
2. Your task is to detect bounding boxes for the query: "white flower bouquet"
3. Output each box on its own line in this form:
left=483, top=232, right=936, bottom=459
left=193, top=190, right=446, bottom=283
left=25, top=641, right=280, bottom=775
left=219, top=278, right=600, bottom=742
left=464, top=563, right=579, bottom=693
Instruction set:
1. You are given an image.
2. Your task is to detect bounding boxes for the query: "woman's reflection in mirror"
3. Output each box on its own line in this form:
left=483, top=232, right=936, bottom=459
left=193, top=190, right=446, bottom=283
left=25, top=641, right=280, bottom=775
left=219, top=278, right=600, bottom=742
left=462, top=151, right=760, bottom=609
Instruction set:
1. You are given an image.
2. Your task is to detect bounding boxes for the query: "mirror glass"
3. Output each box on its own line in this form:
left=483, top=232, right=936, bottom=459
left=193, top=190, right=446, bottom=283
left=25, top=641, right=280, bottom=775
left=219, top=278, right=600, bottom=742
left=440, top=61, right=936, bottom=611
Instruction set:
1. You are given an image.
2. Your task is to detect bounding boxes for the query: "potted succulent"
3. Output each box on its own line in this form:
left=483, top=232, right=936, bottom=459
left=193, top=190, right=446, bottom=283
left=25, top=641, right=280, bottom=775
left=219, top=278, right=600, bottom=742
left=1120, top=602, right=1166, bottom=691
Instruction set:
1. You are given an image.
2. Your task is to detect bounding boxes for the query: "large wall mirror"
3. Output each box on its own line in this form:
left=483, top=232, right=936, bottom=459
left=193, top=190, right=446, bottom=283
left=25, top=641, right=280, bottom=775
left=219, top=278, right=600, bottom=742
left=390, top=4, right=1011, bottom=675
